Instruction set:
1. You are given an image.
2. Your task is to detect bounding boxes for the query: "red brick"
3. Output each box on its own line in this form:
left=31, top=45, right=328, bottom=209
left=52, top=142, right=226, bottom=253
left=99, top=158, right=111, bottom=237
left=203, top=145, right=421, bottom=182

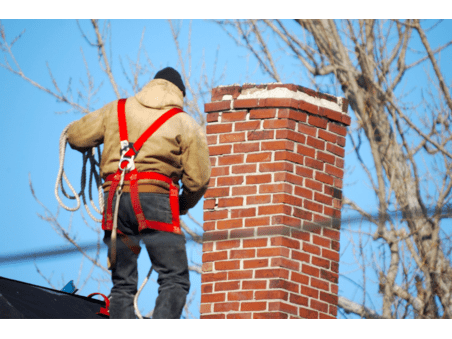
left=296, top=166, right=313, bottom=178
left=326, top=142, right=345, bottom=157
left=232, top=185, right=257, bottom=196
left=315, top=172, right=334, bottom=185
left=205, top=100, right=232, bottom=113
left=260, top=162, right=294, bottom=173
left=311, top=299, right=329, bottom=313
left=294, top=186, right=312, bottom=199
left=204, top=187, right=229, bottom=199
left=215, top=260, right=241, bottom=271
left=242, top=280, right=267, bottom=290
left=258, top=204, right=292, bottom=216
left=290, top=294, right=309, bottom=306
left=312, top=235, right=331, bottom=248
left=209, top=144, right=232, bottom=155
left=293, top=207, right=312, bottom=221
left=274, top=151, right=304, bottom=165
left=292, top=250, right=310, bottom=263
left=230, top=249, right=256, bottom=259
left=211, top=166, right=229, bottom=177
left=270, top=236, right=300, bottom=249
left=336, top=157, right=345, bottom=168
left=246, top=174, right=272, bottom=185
left=317, top=151, right=336, bottom=164
left=247, top=194, right=272, bottom=205
left=269, top=301, right=298, bottom=316
left=200, top=314, right=226, bottom=319
left=321, top=107, right=343, bottom=124
left=255, top=290, right=289, bottom=301
left=204, top=209, right=228, bottom=221
left=231, top=208, right=256, bottom=218
left=271, top=215, right=301, bottom=228
left=201, top=284, right=213, bottom=294
left=274, top=172, right=304, bottom=186
left=243, top=238, right=268, bottom=248
left=300, top=285, right=319, bottom=298
left=304, top=200, right=323, bottom=214
left=328, top=122, right=347, bottom=136
left=250, top=108, right=277, bottom=119
left=216, top=240, right=240, bottom=251
left=203, top=230, right=229, bottom=242
left=305, top=157, right=324, bottom=170
left=214, top=302, right=240, bottom=312
left=292, top=230, right=310, bottom=241
left=257, top=247, right=290, bottom=258
left=203, top=242, right=214, bottom=252
left=218, top=197, right=244, bottom=208
left=259, top=183, right=293, bottom=194
left=297, top=144, right=316, bottom=158
left=302, top=263, right=320, bottom=277
left=318, top=129, right=337, bottom=143
left=217, top=176, right=244, bottom=186
left=227, top=313, right=252, bottom=319
left=244, top=216, right=270, bottom=227
left=235, top=120, right=261, bottom=131
left=233, top=98, right=259, bottom=109
left=321, top=269, right=339, bottom=284
left=200, top=303, right=212, bottom=314
left=201, top=293, right=226, bottom=303
left=241, top=302, right=267, bottom=312
left=264, top=119, right=297, bottom=130
left=217, top=218, right=243, bottom=230
left=206, top=135, right=217, bottom=145
left=203, top=251, right=227, bottom=262
left=259, top=97, right=298, bottom=109
left=227, top=291, right=254, bottom=301
left=243, top=259, right=269, bottom=269
left=233, top=142, right=260, bottom=153
left=275, top=129, right=307, bottom=144
left=311, top=277, right=329, bottom=291
left=308, top=115, right=328, bottom=129
left=218, top=154, right=244, bottom=166
left=322, top=248, right=340, bottom=262
left=298, top=123, right=317, bottom=137
left=271, top=257, right=300, bottom=271
left=320, top=291, right=338, bottom=305
left=230, top=228, right=254, bottom=239
left=253, top=312, right=288, bottom=319
left=277, top=108, right=307, bottom=122
left=299, top=307, right=319, bottom=319
left=215, top=281, right=240, bottom=292
left=291, top=271, right=309, bottom=285
left=228, top=270, right=253, bottom=280
left=255, top=268, right=289, bottom=279
left=219, top=132, right=246, bottom=143
left=246, top=152, right=272, bottom=163
left=206, top=123, right=233, bottom=134
left=315, top=192, right=333, bottom=206
left=222, top=111, right=247, bottom=122
left=303, top=242, right=321, bottom=256
left=331, top=240, right=340, bottom=252
left=320, top=313, right=336, bottom=319
left=247, top=130, right=274, bottom=141
left=206, top=112, right=219, bottom=123
left=331, top=262, right=339, bottom=274
left=261, top=140, right=295, bottom=151
left=231, top=164, right=257, bottom=174
left=271, top=194, right=301, bottom=207
left=203, top=199, right=215, bottom=210
left=325, top=164, right=344, bottom=178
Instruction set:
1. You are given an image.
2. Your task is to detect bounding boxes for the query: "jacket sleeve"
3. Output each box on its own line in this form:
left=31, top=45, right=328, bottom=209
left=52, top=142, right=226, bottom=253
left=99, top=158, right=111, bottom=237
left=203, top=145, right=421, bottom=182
left=66, top=103, right=110, bottom=152
left=179, top=121, right=211, bottom=214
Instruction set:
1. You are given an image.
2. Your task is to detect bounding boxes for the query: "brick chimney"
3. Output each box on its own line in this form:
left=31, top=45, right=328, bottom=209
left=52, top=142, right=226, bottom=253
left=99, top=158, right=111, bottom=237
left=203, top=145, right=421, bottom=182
left=201, top=83, right=350, bottom=319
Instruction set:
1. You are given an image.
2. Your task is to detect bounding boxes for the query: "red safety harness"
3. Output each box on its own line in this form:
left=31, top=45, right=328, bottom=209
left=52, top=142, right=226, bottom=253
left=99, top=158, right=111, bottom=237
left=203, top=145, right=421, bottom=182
left=102, top=98, right=184, bottom=237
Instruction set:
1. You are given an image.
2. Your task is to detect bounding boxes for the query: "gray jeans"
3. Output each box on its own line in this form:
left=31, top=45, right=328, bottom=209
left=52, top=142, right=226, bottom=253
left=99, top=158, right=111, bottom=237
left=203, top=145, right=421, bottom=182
left=104, top=192, right=190, bottom=319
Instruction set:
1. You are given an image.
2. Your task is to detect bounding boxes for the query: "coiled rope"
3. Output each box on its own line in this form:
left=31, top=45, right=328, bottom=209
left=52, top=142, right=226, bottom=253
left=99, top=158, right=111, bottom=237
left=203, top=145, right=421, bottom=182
left=55, top=123, right=104, bottom=222
left=56, top=123, right=153, bottom=319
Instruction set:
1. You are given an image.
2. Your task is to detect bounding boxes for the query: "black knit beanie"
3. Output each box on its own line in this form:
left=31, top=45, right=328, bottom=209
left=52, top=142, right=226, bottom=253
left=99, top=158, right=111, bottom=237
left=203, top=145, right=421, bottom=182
left=154, top=67, right=186, bottom=97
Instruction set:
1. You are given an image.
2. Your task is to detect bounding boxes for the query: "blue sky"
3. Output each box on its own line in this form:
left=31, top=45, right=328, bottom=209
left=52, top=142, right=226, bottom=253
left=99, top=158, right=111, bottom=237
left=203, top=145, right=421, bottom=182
left=1, top=16, right=451, bottom=322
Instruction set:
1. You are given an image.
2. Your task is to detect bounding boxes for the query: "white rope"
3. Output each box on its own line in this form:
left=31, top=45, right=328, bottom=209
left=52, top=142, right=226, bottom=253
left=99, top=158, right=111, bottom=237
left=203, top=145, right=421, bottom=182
left=55, top=123, right=104, bottom=222
left=134, top=265, right=154, bottom=319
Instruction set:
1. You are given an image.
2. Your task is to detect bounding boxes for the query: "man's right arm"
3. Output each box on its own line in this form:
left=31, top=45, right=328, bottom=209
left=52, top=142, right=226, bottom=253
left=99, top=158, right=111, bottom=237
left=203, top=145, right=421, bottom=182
left=66, top=102, right=111, bottom=152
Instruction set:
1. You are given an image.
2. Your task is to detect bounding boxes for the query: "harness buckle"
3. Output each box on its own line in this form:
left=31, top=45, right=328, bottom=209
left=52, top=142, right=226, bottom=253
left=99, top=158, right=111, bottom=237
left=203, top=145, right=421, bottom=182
left=119, top=140, right=136, bottom=171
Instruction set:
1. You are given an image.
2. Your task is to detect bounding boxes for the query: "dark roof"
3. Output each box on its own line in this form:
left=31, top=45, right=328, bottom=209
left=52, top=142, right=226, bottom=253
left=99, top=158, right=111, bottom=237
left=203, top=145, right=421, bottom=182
left=0, top=276, right=109, bottom=319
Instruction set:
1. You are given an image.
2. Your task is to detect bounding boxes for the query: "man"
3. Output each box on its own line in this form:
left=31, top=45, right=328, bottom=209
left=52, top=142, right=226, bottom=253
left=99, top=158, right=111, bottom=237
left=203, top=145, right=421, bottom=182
left=66, top=67, right=211, bottom=319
